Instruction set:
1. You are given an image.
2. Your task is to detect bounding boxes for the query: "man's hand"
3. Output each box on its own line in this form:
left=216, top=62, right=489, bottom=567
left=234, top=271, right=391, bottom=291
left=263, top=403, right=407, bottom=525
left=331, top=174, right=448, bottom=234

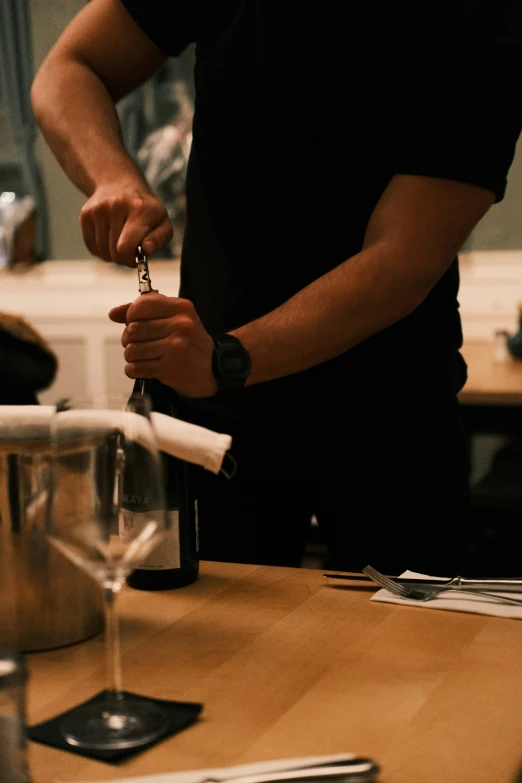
left=80, top=183, right=173, bottom=266
left=109, top=293, right=218, bottom=398
left=30, top=0, right=172, bottom=266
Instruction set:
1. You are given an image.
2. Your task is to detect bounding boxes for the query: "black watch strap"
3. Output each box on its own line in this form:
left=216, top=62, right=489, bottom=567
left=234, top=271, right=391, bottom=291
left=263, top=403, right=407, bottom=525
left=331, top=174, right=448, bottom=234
left=211, top=333, right=251, bottom=392
left=212, top=333, right=242, bottom=349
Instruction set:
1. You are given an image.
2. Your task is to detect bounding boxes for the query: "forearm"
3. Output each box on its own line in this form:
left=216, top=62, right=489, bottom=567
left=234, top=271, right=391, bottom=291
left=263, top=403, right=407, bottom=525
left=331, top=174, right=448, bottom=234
left=31, top=57, right=148, bottom=198
left=232, top=175, right=493, bottom=387
left=232, top=243, right=427, bottom=386
left=111, top=175, right=493, bottom=396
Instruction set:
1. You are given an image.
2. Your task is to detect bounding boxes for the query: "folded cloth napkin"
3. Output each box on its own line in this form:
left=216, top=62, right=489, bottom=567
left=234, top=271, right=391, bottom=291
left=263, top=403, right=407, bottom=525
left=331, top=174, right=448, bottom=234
left=76, top=752, right=363, bottom=783
left=151, top=411, right=231, bottom=475
left=0, top=404, right=54, bottom=449
left=0, top=406, right=232, bottom=475
left=371, top=570, right=522, bottom=620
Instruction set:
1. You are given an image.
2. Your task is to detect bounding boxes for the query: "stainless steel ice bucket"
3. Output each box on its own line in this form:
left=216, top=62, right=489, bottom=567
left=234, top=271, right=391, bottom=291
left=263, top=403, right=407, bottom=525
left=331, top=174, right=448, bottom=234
left=0, top=407, right=103, bottom=652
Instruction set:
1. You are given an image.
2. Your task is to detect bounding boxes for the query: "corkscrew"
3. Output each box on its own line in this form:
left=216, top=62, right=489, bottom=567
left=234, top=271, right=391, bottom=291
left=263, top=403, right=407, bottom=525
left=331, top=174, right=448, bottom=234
left=136, top=244, right=158, bottom=295
left=134, top=245, right=158, bottom=396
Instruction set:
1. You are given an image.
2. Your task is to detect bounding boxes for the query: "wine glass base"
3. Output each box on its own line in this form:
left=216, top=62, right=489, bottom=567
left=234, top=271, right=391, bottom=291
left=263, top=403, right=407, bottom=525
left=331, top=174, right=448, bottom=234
left=61, top=698, right=169, bottom=750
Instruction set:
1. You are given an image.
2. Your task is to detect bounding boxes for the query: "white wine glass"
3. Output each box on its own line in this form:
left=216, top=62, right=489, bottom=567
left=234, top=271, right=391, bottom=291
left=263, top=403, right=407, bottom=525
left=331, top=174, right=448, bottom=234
left=46, top=393, right=170, bottom=750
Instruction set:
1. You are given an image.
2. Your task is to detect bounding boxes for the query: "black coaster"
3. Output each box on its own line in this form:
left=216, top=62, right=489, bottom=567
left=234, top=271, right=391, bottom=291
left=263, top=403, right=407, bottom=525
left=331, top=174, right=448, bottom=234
left=28, top=690, right=203, bottom=764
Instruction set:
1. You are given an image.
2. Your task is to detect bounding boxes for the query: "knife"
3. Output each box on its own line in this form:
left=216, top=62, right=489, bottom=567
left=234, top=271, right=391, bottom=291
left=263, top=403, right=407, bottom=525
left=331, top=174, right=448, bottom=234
left=323, top=574, right=522, bottom=592
left=203, top=760, right=380, bottom=783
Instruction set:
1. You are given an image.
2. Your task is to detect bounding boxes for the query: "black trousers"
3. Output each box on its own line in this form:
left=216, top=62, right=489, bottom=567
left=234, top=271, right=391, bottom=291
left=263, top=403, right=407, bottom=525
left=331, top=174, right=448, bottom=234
left=178, top=381, right=472, bottom=577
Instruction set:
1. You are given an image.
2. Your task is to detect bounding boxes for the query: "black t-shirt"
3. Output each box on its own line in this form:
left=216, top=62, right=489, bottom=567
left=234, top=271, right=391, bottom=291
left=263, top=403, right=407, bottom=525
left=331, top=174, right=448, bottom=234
left=120, top=0, right=522, bottom=414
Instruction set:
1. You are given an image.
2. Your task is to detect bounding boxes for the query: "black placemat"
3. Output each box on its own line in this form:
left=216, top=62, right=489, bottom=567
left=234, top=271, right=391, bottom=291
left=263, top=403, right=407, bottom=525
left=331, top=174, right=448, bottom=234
left=28, top=689, right=203, bottom=763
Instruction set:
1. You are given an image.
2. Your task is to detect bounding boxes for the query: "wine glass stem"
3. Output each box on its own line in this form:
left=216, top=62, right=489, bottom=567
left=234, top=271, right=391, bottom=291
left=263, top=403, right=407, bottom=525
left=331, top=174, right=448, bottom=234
left=103, top=583, right=124, bottom=707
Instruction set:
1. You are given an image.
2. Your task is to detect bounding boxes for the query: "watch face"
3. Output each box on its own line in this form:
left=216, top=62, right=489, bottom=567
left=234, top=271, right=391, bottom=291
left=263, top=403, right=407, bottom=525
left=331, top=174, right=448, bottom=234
left=224, top=356, right=244, bottom=371
left=217, top=344, right=251, bottom=379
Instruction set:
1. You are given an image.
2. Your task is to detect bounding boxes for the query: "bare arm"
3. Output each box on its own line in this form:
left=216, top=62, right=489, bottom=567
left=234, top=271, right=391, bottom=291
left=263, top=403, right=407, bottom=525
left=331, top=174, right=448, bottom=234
left=31, top=0, right=172, bottom=263
left=233, top=174, right=494, bottom=386
left=108, top=174, right=494, bottom=399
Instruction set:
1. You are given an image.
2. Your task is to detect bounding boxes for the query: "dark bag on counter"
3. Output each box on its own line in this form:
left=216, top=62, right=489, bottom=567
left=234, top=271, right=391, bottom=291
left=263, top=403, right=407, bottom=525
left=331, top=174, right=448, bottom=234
left=0, top=312, right=58, bottom=404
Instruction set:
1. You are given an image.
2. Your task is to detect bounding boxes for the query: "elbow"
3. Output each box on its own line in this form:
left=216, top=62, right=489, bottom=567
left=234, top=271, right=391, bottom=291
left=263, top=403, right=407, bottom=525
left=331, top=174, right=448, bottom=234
left=407, top=274, right=434, bottom=311
left=399, top=274, right=439, bottom=321
left=30, top=60, right=52, bottom=125
left=30, top=75, right=43, bottom=124
left=30, top=51, right=78, bottom=124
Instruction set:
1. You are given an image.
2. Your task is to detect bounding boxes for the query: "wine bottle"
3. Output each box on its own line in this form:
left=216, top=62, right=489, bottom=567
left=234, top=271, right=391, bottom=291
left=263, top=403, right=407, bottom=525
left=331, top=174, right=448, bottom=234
left=123, top=247, right=199, bottom=590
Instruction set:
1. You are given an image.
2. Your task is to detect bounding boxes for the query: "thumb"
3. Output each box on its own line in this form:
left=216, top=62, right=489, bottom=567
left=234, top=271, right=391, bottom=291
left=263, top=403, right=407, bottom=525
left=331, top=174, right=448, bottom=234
left=108, top=302, right=132, bottom=323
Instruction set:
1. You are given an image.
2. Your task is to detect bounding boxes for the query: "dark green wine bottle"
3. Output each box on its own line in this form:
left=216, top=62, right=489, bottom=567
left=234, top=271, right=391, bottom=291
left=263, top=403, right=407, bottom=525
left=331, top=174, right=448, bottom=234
left=124, top=381, right=199, bottom=591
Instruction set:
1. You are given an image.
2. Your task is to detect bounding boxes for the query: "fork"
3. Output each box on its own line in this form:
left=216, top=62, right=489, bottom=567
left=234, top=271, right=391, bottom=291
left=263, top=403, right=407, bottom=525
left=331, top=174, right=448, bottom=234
left=362, top=565, right=522, bottom=606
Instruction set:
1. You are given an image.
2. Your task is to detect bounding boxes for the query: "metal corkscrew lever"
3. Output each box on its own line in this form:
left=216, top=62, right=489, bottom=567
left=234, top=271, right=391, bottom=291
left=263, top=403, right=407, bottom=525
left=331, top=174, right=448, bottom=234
left=136, top=244, right=158, bottom=295
left=134, top=245, right=158, bottom=396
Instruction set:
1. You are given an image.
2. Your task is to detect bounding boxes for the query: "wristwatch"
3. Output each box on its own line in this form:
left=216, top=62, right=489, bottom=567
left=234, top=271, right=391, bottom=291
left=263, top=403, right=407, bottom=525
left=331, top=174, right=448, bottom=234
left=211, top=333, right=252, bottom=392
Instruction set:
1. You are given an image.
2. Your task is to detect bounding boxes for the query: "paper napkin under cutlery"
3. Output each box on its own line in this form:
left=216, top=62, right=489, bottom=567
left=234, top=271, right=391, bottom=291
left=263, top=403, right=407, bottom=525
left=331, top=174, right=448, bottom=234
left=371, top=570, right=522, bottom=619
left=74, top=752, right=367, bottom=783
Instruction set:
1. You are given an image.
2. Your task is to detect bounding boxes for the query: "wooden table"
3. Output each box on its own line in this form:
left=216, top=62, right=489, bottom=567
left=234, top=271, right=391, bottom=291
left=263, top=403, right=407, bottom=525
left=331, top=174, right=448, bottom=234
left=459, top=341, right=522, bottom=407
left=458, top=342, right=522, bottom=438
left=27, top=561, right=522, bottom=783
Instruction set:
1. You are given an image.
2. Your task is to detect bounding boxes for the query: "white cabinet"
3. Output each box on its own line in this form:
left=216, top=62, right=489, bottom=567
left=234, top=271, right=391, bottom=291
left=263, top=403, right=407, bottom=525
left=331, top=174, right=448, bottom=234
left=0, top=258, right=180, bottom=403
left=2, top=251, right=522, bottom=407
left=458, top=251, right=522, bottom=340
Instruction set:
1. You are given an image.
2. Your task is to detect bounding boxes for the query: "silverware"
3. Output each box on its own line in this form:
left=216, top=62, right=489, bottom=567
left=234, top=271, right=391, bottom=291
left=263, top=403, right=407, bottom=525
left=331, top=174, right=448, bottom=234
left=203, top=759, right=380, bottom=783
left=362, top=565, right=522, bottom=607
left=324, top=573, right=522, bottom=593
left=324, top=574, right=447, bottom=585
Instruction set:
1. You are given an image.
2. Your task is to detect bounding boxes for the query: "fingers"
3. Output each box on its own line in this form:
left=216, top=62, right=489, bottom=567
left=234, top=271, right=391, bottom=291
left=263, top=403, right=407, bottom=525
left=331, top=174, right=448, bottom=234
left=117, top=205, right=173, bottom=264
left=124, top=339, right=166, bottom=362
left=79, top=189, right=173, bottom=266
left=94, top=220, right=110, bottom=263
left=122, top=313, right=195, bottom=350
left=125, top=293, right=194, bottom=323
left=108, top=303, right=132, bottom=323
left=110, top=296, right=192, bottom=328
left=128, top=215, right=174, bottom=260
left=109, top=204, right=129, bottom=263
left=124, top=359, right=162, bottom=380
left=80, top=211, right=98, bottom=258
left=121, top=318, right=173, bottom=346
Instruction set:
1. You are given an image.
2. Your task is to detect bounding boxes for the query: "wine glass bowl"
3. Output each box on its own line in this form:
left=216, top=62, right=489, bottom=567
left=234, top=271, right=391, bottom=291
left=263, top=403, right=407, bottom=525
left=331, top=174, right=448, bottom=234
left=49, top=406, right=167, bottom=585
left=47, top=393, right=171, bottom=749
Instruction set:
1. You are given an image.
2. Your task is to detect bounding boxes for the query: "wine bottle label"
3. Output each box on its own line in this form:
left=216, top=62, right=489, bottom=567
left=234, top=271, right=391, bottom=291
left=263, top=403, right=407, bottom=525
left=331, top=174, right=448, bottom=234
left=120, top=508, right=154, bottom=542
left=120, top=508, right=181, bottom=570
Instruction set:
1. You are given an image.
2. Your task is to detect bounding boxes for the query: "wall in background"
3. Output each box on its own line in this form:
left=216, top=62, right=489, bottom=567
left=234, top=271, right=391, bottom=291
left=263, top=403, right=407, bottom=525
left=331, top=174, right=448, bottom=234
left=1, top=3, right=521, bottom=258
left=28, top=0, right=89, bottom=261
left=470, top=135, right=522, bottom=251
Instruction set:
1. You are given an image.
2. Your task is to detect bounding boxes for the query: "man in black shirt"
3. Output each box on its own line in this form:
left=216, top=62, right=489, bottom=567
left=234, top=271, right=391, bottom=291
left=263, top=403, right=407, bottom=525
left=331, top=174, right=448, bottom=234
left=31, top=0, right=522, bottom=574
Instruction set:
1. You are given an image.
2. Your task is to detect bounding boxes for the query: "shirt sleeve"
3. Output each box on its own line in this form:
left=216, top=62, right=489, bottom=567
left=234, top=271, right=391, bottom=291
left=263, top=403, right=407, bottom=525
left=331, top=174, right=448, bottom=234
left=119, top=0, right=199, bottom=57
left=394, top=0, right=522, bottom=203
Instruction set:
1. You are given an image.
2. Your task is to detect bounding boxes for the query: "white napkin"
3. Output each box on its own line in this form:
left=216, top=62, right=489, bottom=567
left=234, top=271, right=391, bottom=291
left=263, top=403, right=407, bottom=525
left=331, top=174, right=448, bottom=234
left=74, top=752, right=360, bottom=783
left=0, top=406, right=232, bottom=475
left=371, top=570, right=522, bottom=620
left=0, top=405, right=54, bottom=445
left=151, top=411, right=231, bottom=475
